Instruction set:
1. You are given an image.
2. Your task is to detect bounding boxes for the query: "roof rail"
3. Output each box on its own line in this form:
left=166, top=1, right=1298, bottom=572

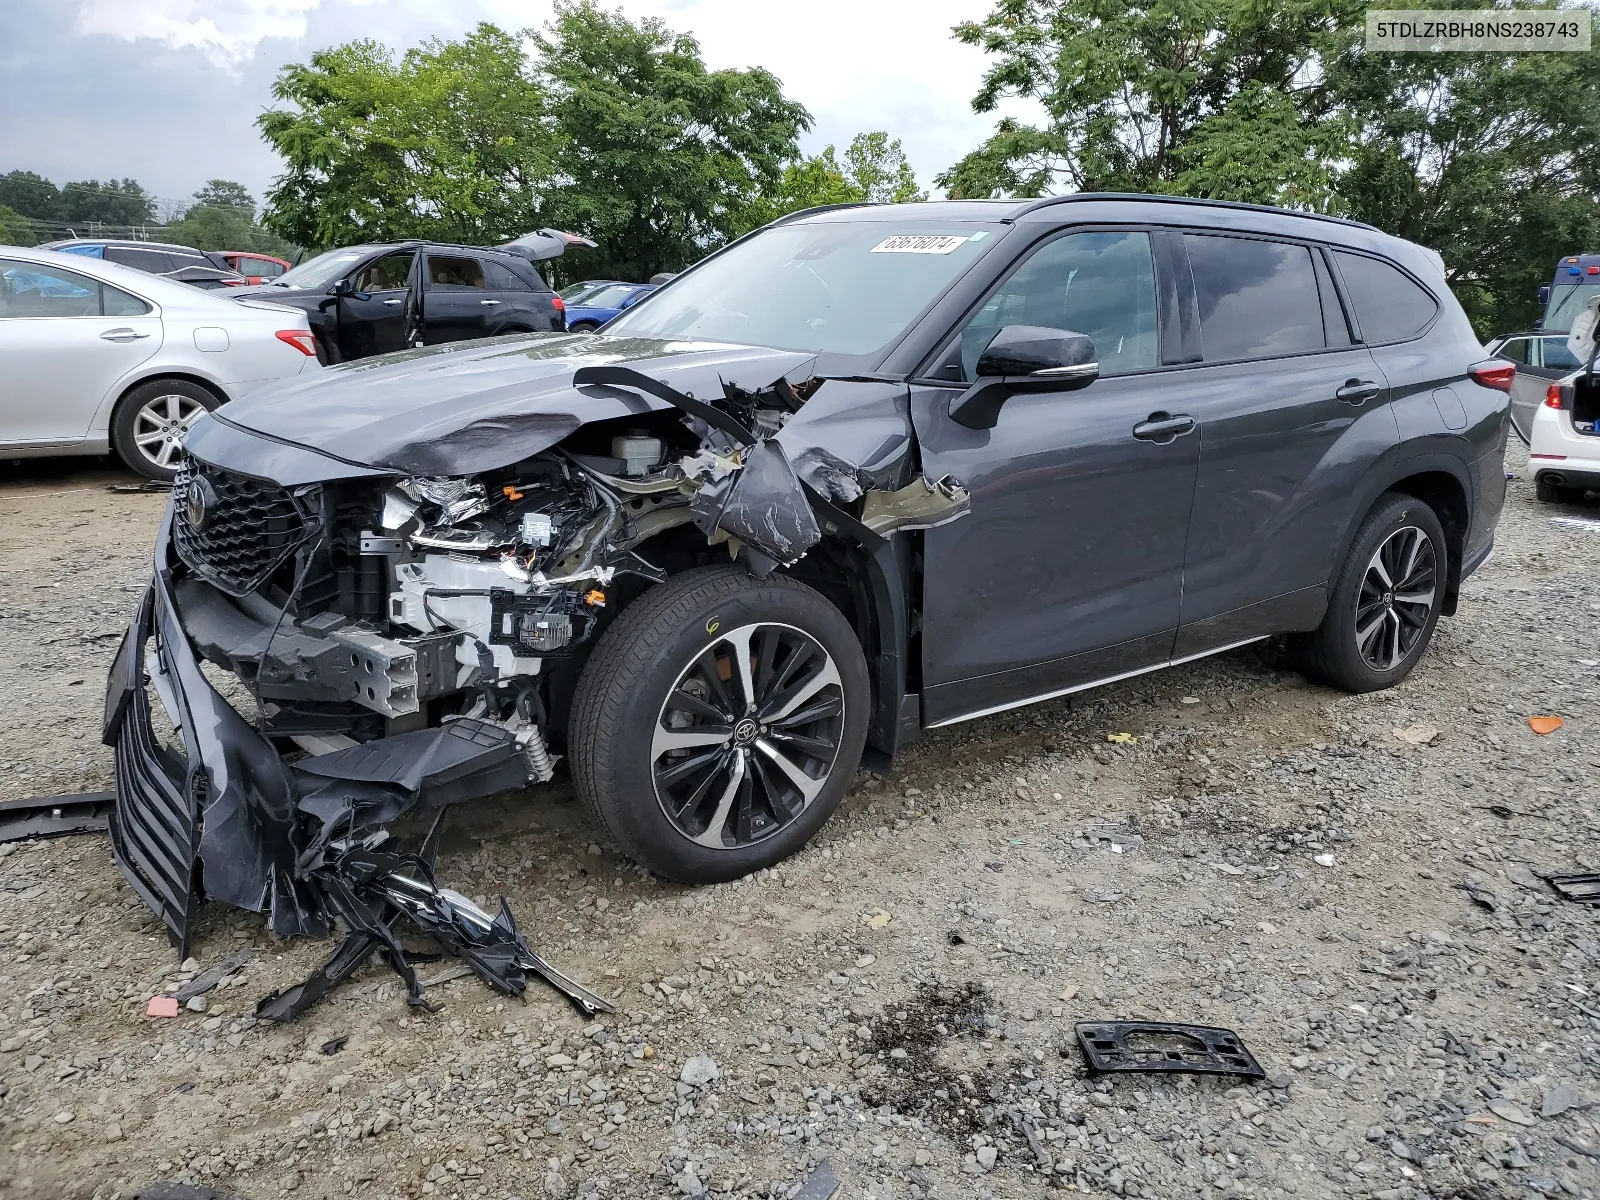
left=769, top=201, right=879, bottom=227
left=1008, top=192, right=1378, bottom=232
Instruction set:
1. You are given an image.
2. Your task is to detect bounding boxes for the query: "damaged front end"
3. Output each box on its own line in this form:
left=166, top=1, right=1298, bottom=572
left=103, top=346, right=967, bottom=1017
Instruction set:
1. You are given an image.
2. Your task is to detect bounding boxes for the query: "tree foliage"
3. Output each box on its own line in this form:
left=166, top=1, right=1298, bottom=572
left=939, top=0, right=1600, bottom=334
left=754, top=132, right=927, bottom=223
left=191, top=179, right=256, bottom=216
left=59, top=178, right=154, bottom=226
left=0, top=171, right=61, bottom=222
left=0, top=205, right=34, bottom=246
left=257, top=3, right=812, bottom=279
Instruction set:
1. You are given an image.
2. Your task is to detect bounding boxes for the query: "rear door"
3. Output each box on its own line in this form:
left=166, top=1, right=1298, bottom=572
left=0, top=258, right=160, bottom=445
left=484, top=259, right=559, bottom=331
left=912, top=226, right=1201, bottom=723
left=421, top=252, right=496, bottom=344
left=337, top=250, right=417, bottom=360
left=1491, top=336, right=1542, bottom=441
left=1173, top=232, right=1395, bottom=656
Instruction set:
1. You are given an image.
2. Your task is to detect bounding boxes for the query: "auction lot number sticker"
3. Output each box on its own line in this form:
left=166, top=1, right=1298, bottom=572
left=1367, top=9, right=1591, bottom=51
left=870, top=234, right=971, bottom=255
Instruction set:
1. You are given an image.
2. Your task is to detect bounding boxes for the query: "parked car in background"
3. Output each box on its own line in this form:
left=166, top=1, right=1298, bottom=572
left=106, top=195, right=1509, bottom=936
left=41, top=238, right=247, bottom=290
left=562, top=281, right=656, bottom=331
left=230, top=238, right=568, bottom=363
left=1486, top=329, right=1583, bottom=443
left=1530, top=367, right=1600, bottom=502
left=559, top=278, right=623, bottom=303
left=0, top=246, right=320, bottom=480
left=218, top=251, right=292, bottom=284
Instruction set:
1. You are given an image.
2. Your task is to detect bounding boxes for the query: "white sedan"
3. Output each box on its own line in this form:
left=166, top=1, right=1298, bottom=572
left=0, top=246, right=321, bottom=480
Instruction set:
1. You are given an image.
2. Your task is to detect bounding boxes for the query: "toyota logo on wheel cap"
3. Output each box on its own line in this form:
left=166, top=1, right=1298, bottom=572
left=184, top=475, right=219, bottom=531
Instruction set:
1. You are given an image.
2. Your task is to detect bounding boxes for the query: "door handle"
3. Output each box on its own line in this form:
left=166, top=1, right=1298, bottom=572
left=99, top=328, right=149, bottom=342
left=480, top=299, right=501, bottom=306
left=1336, top=379, right=1382, bottom=405
left=1132, top=412, right=1196, bottom=443
left=382, top=298, right=404, bottom=307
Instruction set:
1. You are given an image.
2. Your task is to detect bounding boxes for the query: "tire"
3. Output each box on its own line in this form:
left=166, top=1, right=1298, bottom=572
left=1536, top=480, right=1585, bottom=504
left=1296, top=492, right=1447, bottom=694
left=569, top=321, right=599, bottom=332
left=111, top=378, right=221, bottom=482
left=570, top=565, right=870, bottom=884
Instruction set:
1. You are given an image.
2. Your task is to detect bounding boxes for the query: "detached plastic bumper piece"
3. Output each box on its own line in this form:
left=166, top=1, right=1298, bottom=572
left=1075, top=1021, right=1266, bottom=1080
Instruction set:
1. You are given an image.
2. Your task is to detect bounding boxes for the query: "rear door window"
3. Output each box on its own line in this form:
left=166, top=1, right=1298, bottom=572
left=426, top=254, right=488, bottom=290
left=105, top=246, right=174, bottom=274
left=1494, top=337, right=1531, bottom=365
left=1185, top=234, right=1325, bottom=362
left=1331, top=251, right=1439, bottom=342
left=1541, top=336, right=1580, bottom=371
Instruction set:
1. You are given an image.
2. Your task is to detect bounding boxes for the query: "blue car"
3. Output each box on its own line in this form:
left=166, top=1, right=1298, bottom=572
left=563, top=281, right=655, bottom=331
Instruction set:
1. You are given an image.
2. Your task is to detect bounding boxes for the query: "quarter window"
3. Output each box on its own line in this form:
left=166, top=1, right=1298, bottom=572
left=484, top=261, right=532, bottom=291
left=944, top=230, right=1159, bottom=382
left=1185, top=234, right=1324, bottom=362
left=1331, top=251, right=1439, bottom=342
left=426, top=255, right=487, bottom=290
left=102, top=284, right=151, bottom=316
left=104, top=246, right=173, bottom=274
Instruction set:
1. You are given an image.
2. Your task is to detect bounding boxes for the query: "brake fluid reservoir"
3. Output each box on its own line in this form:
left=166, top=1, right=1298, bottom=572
left=612, top=431, right=663, bottom=476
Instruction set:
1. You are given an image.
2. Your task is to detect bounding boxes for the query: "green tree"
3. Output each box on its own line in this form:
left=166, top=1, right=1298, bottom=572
left=0, top=205, right=36, bottom=246
left=842, top=132, right=925, bottom=204
left=257, top=5, right=811, bottom=280
left=748, top=131, right=926, bottom=225
left=530, top=1, right=810, bottom=278
left=191, top=180, right=255, bottom=216
left=59, top=178, right=153, bottom=226
left=0, top=171, right=60, bottom=221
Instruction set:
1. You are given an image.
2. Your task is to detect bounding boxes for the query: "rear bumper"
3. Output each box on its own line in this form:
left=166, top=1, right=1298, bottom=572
left=1533, top=464, right=1600, bottom=492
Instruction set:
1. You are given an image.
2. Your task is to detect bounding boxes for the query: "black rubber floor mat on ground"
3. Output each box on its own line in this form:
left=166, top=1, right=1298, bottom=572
left=1076, top=1020, right=1266, bottom=1079
left=1547, top=872, right=1600, bottom=905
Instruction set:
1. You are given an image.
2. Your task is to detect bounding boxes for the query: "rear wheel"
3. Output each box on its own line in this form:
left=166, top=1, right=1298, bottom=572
left=568, top=321, right=600, bottom=333
left=1297, top=493, right=1447, bottom=693
left=570, top=566, right=869, bottom=883
left=111, top=378, right=220, bottom=481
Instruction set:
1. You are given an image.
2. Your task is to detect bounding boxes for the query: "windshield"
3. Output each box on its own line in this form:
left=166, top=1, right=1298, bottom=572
left=271, top=247, right=377, bottom=289
left=577, top=284, right=637, bottom=309
left=560, top=280, right=614, bottom=302
left=1546, top=280, right=1600, bottom=331
left=604, top=221, right=1001, bottom=364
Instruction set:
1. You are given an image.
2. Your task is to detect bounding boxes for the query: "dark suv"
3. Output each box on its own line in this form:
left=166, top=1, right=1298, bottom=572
left=106, top=195, right=1509, bottom=957
left=231, top=237, right=569, bottom=362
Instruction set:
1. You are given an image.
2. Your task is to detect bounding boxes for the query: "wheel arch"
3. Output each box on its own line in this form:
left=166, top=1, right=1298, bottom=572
left=1337, top=454, right=1472, bottom=617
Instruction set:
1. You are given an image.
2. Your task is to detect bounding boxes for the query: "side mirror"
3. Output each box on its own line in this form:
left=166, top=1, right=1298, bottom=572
left=951, top=325, right=1099, bottom=430
left=1538, top=284, right=1550, bottom=306
left=331, top=278, right=352, bottom=297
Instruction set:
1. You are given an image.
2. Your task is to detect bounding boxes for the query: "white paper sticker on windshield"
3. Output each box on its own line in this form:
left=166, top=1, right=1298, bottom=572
left=869, top=234, right=970, bottom=255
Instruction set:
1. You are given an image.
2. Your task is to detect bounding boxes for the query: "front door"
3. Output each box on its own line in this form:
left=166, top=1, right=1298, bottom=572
left=911, top=228, right=1200, bottom=725
left=0, top=258, right=161, bottom=445
left=421, top=252, right=496, bottom=344
left=337, top=250, right=417, bottom=361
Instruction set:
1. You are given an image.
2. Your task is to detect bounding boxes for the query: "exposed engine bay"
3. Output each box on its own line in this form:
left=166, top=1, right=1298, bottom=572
left=111, top=361, right=970, bottom=1020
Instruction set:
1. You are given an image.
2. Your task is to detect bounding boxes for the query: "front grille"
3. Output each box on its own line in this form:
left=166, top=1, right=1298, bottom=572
left=173, top=464, right=312, bottom=597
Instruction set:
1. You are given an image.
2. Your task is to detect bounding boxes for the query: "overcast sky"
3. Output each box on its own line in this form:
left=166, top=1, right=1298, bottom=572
left=0, top=0, right=1040, bottom=214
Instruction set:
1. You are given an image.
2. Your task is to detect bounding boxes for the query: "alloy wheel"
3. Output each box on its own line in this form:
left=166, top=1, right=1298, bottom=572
left=1355, top=525, right=1437, bottom=671
left=132, top=393, right=207, bottom=471
left=651, top=622, right=845, bottom=849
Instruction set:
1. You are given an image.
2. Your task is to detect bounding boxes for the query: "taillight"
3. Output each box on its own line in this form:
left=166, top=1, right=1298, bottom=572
left=1545, top=382, right=1564, bottom=408
left=551, top=295, right=565, bottom=314
left=1469, top=361, right=1516, bottom=392
left=275, top=329, right=317, bottom=357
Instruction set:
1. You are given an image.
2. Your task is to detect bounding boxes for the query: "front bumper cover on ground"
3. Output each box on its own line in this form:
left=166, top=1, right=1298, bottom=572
left=101, top=509, right=611, bottom=1018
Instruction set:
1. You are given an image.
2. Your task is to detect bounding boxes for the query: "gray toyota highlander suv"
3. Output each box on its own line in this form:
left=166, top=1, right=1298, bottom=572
left=105, top=194, right=1509, bottom=985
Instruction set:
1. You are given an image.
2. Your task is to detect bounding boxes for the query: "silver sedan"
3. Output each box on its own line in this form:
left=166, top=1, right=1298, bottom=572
left=0, top=245, right=321, bottom=479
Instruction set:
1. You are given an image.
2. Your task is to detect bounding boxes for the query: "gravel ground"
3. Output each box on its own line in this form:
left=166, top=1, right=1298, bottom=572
left=1, top=444, right=1597, bottom=1200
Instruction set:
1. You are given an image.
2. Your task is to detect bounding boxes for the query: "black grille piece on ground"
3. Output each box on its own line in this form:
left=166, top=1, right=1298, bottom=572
left=173, top=464, right=312, bottom=597
left=1075, top=1020, right=1266, bottom=1080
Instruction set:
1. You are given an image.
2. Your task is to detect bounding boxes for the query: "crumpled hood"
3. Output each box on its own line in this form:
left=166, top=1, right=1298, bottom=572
left=206, top=332, right=818, bottom=476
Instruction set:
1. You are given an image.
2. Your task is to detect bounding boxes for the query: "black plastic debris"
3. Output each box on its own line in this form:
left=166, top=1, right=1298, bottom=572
left=1075, top=1021, right=1267, bottom=1080
left=0, top=791, right=113, bottom=843
left=173, top=949, right=251, bottom=1004
left=1547, top=872, right=1600, bottom=905
left=1457, top=876, right=1500, bottom=911
left=255, top=813, right=614, bottom=1023
left=791, top=1159, right=840, bottom=1200
left=321, top=1035, right=348, bottom=1055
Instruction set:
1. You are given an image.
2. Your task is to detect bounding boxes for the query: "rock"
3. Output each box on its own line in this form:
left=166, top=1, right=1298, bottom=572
left=184, top=995, right=206, bottom=1013
left=1542, top=1083, right=1591, bottom=1118
left=674, top=1169, right=706, bottom=1197
left=914, top=1148, right=932, bottom=1166
left=53, top=1110, right=75, bottom=1124
left=680, top=1055, right=719, bottom=1087
left=976, top=1145, right=998, bottom=1171
left=1487, top=1098, right=1537, bottom=1127
left=104, top=1124, right=122, bottom=1142
left=545, top=1116, right=566, bottom=1135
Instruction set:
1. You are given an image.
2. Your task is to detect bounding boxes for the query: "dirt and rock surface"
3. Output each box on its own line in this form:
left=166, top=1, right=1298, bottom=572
left=1, top=445, right=1597, bottom=1200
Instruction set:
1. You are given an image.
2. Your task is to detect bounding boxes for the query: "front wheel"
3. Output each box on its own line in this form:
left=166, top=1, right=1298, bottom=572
left=111, top=378, right=220, bottom=481
left=570, top=566, right=870, bottom=883
left=1296, top=492, right=1447, bottom=693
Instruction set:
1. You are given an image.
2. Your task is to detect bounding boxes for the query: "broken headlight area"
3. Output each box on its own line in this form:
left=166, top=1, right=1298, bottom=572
left=108, top=364, right=971, bottom=1019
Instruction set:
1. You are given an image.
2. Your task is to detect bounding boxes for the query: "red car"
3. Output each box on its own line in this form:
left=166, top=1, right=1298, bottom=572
left=218, top=251, right=292, bottom=285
